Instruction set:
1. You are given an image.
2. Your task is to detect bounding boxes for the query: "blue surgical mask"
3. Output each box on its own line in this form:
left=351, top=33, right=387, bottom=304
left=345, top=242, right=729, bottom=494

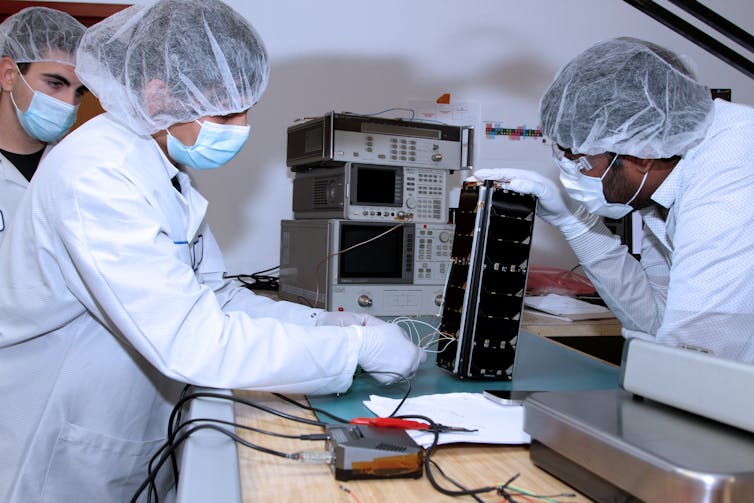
left=166, top=120, right=250, bottom=170
left=558, top=154, right=647, bottom=219
left=10, top=69, right=78, bottom=143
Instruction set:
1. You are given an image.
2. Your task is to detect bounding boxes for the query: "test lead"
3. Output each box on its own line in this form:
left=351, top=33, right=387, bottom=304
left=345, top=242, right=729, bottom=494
left=290, top=450, right=333, bottom=464
left=339, top=485, right=363, bottom=503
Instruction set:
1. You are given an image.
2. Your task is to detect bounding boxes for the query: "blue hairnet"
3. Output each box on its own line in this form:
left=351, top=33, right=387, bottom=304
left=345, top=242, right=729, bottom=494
left=0, top=7, right=85, bottom=66
left=540, top=37, right=714, bottom=159
left=75, top=0, right=269, bottom=136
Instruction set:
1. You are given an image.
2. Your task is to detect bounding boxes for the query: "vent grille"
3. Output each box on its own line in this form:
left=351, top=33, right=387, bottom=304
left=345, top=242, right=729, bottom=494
left=375, top=443, right=408, bottom=452
left=312, top=179, right=330, bottom=206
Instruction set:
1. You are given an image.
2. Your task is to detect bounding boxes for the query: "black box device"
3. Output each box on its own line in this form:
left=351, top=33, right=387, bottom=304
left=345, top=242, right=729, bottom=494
left=325, top=424, right=423, bottom=481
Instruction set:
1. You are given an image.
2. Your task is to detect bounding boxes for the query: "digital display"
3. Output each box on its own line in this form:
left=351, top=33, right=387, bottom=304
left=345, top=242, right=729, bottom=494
left=339, top=224, right=405, bottom=279
left=354, top=167, right=398, bottom=205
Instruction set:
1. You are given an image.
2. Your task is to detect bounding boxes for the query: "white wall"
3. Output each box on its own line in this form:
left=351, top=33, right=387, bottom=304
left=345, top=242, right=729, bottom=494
left=57, top=0, right=754, bottom=274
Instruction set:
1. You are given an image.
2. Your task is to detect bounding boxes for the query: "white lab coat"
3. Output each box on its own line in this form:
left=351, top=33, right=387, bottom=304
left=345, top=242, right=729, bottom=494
left=566, top=99, right=754, bottom=362
left=0, top=147, right=50, bottom=247
left=0, top=114, right=362, bottom=502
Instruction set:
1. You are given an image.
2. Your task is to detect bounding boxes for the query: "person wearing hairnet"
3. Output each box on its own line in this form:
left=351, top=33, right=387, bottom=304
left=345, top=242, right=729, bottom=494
left=476, top=37, right=754, bottom=363
left=0, top=1, right=423, bottom=501
left=0, top=7, right=86, bottom=245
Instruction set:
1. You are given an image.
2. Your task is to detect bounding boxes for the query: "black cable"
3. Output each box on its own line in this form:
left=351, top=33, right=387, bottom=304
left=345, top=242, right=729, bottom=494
left=428, top=459, right=485, bottom=503
left=424, top=434, right=575, bottom=502
left=141, top=388, right=553, bottom=503
left=144, top=371, right=516, bottom=503
left=272, top=393, right=351, bottom=424
left=145, top=431, right=171, bottom=503
left=225, top=266, right=280, bottom=291
left=142, top=384, right=191, bottom=502
left=137, top=391, right=332, bottom=502
left=271, top=370, right=412, bottom=424
left=180, top=416, right=328, bottom=441
left=166, top=391, right=329, bottom=447
left=132, top=423, right=300, bottom=503
left=144, top=384, right=194, bottom=503
left=365, top=371, right=412, bottom=417
left=497, top=473, right=523, bottom=502
left=167, top=385, right=192, bottom=495
left=152, top=374, right=410, bottom=500
left=144, top=384, right=193, bottom=503
left=165, top=374, right=410, bottom=453
left=395, top=414, right=500, bottom=499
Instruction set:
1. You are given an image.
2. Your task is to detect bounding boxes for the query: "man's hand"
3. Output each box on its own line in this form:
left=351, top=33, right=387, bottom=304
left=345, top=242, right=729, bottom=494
left=473, top=168, right=599, bottom=239
left=356, top=324, right=426, bottom=384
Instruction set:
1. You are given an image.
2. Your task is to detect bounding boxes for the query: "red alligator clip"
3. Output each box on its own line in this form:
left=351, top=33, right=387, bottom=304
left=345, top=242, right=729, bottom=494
left=349, top=417, right=476, bottom=433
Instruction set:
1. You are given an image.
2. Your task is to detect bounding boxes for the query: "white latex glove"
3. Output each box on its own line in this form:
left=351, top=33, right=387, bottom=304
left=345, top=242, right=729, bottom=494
left=315, top=311, right=385, bottom=327
left=473, top=168, right=599, bottom=240
left=356, top=324, right=426, bottom=384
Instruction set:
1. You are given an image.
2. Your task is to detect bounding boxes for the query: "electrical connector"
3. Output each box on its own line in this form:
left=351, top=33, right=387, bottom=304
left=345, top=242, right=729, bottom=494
left=291, top=450, right=333, bottom=464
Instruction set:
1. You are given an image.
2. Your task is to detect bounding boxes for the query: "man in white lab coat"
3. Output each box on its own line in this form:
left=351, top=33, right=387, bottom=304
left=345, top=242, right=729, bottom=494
left=476, top=37, right=754, bottom=363
left=0, top=7, right=86, bottom=245
left=0, top=1, right=423, bottom=501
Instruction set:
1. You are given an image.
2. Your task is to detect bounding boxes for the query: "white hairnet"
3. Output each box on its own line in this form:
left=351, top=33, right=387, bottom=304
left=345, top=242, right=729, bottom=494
left=540, top=37, right=714, bottom=159
left=0, top=7, right=85, bottom=66
left=75, top=0, right=270, bottom=136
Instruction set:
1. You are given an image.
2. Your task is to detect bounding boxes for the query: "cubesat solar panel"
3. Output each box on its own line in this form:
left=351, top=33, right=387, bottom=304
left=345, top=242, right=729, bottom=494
left=436, top=180, right=537, bottom=379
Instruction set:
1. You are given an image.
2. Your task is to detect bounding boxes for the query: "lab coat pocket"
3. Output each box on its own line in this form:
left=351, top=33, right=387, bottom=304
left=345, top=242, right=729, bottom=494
left=42, top=421, right=168, bottom=503
left=173, top=236, right=204, bottom=271
left=174, top=239, right=193, bottom=267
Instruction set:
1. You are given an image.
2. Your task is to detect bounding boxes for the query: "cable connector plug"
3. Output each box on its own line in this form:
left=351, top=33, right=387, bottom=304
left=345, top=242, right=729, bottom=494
left=290, top=450, right=333, bottom=464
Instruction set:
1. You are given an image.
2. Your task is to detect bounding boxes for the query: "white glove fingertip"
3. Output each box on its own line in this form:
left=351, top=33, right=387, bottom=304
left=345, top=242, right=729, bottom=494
left=363, top=314, right=386, bottom=326
left=418, top=347, right=428, bottom=364
left=505, top=178, right=538, bottom=196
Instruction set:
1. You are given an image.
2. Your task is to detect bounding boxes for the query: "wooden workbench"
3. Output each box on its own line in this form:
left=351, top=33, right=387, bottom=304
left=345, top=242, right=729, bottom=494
left=231, top=316, right=623, bottom=502
left=233, top=390, right=592, bottom=503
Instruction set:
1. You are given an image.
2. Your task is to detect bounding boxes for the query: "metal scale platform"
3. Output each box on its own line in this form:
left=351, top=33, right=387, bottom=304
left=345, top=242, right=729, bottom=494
left=524, top=388, right=754, bottom=502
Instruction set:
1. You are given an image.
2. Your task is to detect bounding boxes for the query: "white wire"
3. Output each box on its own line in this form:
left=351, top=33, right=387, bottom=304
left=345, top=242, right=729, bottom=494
left=388, top=316, right=456, bottom=354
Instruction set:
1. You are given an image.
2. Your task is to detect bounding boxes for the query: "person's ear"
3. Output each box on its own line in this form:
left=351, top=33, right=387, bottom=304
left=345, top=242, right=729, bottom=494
left=0, top=56, right=19, bottom=93
left=635, top=158, right=653, bottom=174
left=622, top=155, right=653, bottom=174
left=143, top=78, right=170, bottom=116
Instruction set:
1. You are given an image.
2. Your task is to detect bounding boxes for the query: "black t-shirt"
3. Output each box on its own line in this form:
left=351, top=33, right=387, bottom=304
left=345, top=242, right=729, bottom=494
left=1, top=147, right=45, bottom=182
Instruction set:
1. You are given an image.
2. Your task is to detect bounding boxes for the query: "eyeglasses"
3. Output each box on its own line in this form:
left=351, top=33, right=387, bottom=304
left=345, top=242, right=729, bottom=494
left=551, top=143, right=614, bottom=176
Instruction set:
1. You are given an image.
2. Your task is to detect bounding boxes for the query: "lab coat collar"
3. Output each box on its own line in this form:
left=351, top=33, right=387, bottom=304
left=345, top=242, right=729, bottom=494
left=152, top=143, right=209, bottom=241
left=644, top=159, right=682, bottom=252
left=154, top=144, right=180, bottom=182
left=178, top=176, right=209, bottom=245
left=149, top=136, right=186, bottom=194
left=650, top=162, right=681, bottom=210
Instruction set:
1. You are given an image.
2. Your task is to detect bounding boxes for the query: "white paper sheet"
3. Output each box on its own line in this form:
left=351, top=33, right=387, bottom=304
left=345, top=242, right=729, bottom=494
left=363, top=392, right=530, bottom=448
left=524, top=294, right=614, bottom=321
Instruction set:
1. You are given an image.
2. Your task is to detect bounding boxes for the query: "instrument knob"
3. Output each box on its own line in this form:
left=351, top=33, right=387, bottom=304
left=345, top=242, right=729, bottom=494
left=439, top=231, right=451, bottom=243
left=431, top=153, right=443, bottom=162
left=434, top=294, right=444, bottom=307
left=357, top=295, right=373, bottom=308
